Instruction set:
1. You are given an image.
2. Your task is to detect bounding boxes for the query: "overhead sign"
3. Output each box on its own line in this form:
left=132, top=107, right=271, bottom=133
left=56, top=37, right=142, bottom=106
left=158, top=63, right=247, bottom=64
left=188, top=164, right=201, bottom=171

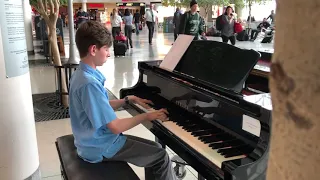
left=88, top=3, right=104, bottom=8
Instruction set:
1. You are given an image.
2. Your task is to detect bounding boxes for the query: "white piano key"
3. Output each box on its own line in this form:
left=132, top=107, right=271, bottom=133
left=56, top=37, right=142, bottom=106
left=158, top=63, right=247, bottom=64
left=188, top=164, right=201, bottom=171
left=133, top=103, right=246, bottom=168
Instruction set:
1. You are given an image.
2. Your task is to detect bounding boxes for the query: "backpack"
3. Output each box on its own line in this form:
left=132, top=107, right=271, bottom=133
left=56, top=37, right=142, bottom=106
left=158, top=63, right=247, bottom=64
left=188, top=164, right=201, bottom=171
left=216, top=15, right=223, bottom=31
left=236, top=30, right=249, bottom=41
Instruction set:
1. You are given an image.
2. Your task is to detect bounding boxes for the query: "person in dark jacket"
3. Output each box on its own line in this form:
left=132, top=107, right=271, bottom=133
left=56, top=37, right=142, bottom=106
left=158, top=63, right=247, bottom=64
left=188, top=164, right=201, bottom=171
left=267, top=10, right=275, bottom=24
left=250, top=18, right=271, bottom=41
left=220, top=6, right=236, bottom=45
left=179, top=0, right=205, bottom=40
left=173, top=8, right=182, bottom=41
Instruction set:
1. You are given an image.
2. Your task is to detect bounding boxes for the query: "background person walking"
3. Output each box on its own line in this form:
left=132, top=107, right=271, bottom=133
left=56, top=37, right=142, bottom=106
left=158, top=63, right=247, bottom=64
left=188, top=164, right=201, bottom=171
left=145, top=4, right=158, bottom=45
left=123, top=9, right=134, bottom=49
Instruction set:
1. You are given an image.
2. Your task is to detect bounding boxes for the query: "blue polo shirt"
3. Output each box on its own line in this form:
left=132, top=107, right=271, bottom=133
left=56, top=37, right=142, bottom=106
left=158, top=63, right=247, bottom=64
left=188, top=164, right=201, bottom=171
left=69, top=62, right=126, bottom=163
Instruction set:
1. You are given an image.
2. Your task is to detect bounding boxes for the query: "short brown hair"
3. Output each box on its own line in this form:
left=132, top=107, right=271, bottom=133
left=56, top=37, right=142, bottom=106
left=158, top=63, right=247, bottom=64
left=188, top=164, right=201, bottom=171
left=75, top=21, right=113, bottom=58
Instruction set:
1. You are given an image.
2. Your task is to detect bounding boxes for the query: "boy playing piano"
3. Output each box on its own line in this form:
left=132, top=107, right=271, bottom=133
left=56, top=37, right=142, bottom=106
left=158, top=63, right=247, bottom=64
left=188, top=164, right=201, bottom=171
left=69, top=21, right=176, bottom=180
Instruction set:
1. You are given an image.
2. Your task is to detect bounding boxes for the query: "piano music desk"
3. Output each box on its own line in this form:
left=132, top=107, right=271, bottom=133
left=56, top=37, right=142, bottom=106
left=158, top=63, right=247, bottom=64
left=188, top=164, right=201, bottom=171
left=251, top=60, right=270, bottom=78
left=245, top=51, right=272, bottom=94
left=250, top=51, right=272, bottom=79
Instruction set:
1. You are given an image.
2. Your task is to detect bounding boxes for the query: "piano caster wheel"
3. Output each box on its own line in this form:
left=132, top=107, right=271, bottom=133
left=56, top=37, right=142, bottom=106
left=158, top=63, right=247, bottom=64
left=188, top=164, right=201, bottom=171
left=60, top=165, right=66, bottom=180
left=171, top=155, right=188, bottom=179
left=173, top=164, right=187, bottom=179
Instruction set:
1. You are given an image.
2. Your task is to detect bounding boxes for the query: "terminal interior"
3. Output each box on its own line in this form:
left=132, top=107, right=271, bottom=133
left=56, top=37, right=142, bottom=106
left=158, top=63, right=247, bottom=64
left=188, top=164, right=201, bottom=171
left=1, top=0, right=317, bottom=180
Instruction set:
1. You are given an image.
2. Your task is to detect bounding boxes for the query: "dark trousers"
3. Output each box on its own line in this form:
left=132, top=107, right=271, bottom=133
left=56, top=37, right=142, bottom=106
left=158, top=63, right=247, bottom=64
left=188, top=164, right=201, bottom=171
left=251, top=29, right=260, bottom=40
left=103, top=135, right=176, bottom=180
left=124, top=25, right=133, bottom=48
left=146, top=21, right=155, bottom=44
left=112, top=27, right=121, bottom=39
left=221, top=35, right=236, bottom=45
left=174, top=29, right=178, bottom=41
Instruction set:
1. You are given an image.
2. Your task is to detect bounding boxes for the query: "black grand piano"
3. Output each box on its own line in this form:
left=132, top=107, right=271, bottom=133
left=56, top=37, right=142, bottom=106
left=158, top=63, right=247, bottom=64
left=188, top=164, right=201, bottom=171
left=120, top=40, right=272, bottom=180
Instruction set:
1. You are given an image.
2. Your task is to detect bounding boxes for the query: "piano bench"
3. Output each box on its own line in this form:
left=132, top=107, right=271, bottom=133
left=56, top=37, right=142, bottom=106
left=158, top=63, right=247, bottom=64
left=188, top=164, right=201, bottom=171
left=55, top=134, right=140, bottom=180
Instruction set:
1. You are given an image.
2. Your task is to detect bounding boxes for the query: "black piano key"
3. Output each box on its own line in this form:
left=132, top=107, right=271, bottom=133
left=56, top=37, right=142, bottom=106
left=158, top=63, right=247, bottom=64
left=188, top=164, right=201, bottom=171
left=181, top=123, right=197, bottom=127
left=175, top=119, right=193, bottom=124
left=199, top=136, right=222, bottom=144
left=209, top=142, right=230, bottom=149
left=237, top=145, right=254, bottom=154
left=184, top=124, right=202, bottom=130
left=177, top=122, right=193, bottom=127
left=186, top=126, right=212, bottom=132
left=210, top=140, right=244, bottom=150
left=227, top=140, right=245, bottom=147
left=224, top=151, right=245, bottom=158
left=217, top=148, right=240, bottom=156
left=214, top=133, right=234, bottom=141
left=192, top=129, right=218, bottom=136
left=181, top=125, right=197, bottom=131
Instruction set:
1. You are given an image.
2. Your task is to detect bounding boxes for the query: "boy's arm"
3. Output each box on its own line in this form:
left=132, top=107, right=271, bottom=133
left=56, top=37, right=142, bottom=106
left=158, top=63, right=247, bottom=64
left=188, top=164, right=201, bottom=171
left=109, top=95, right=152, bottom=110
left=109, top=99, right=126, bottom=110
left=80, top=83, right=168, bottom=134
left=107, top=109, right=168, bottom=134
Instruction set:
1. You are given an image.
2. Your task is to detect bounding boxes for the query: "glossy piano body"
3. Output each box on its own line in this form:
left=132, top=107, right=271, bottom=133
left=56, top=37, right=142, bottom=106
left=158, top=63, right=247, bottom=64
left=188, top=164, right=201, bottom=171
left=120, top=41, right=272, bottom=180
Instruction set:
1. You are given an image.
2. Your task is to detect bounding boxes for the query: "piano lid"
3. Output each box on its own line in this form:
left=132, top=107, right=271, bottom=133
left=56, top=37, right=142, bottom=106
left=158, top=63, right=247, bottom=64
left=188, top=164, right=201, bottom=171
left=174, top=40, right=261, bottom=94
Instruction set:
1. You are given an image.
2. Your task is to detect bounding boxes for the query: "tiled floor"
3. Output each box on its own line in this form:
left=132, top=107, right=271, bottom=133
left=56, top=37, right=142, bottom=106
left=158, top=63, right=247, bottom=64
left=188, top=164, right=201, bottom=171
left=31, top=26, right=274, bottom=179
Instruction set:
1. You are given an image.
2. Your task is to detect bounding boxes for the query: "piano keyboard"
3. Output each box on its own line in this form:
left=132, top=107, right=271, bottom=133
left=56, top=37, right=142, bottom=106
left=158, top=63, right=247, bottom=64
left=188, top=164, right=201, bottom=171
left=133, top=103, right=247, bottom=168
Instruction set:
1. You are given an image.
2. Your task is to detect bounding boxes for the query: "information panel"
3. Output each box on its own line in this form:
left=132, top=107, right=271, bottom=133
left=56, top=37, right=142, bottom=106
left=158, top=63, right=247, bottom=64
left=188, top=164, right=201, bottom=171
left=0, top=0, right=29, bottom=78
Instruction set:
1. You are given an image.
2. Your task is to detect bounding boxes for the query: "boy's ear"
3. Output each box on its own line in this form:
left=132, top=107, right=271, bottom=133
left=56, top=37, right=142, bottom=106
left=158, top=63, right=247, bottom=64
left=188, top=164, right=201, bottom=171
left=88, top=45, right=96, bottom=56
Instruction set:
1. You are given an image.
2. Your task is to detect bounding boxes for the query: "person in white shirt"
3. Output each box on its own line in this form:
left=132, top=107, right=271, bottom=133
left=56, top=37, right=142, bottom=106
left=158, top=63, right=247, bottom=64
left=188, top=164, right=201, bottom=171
left=111, top=8, right=122, bottom=39
left=100, top=11, right=107, bottom=26
left=145, top=4, right=158, bottom=45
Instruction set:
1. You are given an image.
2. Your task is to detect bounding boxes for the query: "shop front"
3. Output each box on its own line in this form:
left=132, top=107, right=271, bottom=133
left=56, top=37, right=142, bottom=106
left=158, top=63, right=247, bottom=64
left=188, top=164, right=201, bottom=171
left=116, top=2, right=146, bottom=16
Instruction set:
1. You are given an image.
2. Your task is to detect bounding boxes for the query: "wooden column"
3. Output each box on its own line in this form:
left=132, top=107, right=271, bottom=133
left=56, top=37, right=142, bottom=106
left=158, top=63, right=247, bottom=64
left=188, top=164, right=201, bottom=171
left=267, top=0, right=320, bottom=179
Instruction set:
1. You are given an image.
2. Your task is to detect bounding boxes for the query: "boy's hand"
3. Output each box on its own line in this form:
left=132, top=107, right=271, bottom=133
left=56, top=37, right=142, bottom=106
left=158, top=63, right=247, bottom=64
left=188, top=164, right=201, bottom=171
left=146, top=109, right=169, bottom=122
left=128, top=95, right=153, bottom=109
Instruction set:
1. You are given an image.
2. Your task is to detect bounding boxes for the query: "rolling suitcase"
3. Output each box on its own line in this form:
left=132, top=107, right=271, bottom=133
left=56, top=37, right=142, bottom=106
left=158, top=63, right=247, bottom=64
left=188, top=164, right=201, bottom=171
left=114, top=41, right=127, bottom=56
left=261, top=30, right=274, bottom=43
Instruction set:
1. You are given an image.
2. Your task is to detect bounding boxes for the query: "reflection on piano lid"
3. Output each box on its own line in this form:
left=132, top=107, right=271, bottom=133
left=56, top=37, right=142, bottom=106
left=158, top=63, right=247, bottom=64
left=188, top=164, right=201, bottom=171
left=244, top=93, right=272, bottom=110
left=174, top=40, right=261, bottom=94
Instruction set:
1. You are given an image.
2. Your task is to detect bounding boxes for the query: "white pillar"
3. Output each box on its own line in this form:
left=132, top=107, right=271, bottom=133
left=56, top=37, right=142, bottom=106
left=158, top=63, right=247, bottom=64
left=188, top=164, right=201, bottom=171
left=82, top=0, right=87, bottom=12
left=0, top=0, right=40, bottom=179
left=68, top=0, right=80, bottom=64
left=23, top=0, right=34, bottom=55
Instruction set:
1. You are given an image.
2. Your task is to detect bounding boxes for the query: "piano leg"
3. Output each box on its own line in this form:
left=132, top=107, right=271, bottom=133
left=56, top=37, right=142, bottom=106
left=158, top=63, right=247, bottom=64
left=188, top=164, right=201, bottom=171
left=155, top=136, right=166, bottom=149
left=198, top=174, right=206, bottom=180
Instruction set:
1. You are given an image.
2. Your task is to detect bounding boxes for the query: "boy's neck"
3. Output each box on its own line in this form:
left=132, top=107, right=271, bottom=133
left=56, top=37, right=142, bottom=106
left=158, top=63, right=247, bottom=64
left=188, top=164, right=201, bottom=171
left=81, top=58, right=96, bottom=69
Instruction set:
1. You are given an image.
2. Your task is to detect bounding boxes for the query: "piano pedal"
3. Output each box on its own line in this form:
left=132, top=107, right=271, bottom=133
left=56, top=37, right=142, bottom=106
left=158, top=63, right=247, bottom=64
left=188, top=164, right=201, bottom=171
left=171, top=155, right=188, bottom=179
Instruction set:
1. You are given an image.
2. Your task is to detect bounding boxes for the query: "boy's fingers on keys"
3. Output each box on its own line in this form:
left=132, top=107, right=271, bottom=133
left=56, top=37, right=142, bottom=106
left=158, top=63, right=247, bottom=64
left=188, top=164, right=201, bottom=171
left=141, top=103, right=151, bottom=109
left=158, top=115, right=169, bottom=122
left=145, top=99, right=154, bottom=105
left=159, top=109, right=169, bottom=114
